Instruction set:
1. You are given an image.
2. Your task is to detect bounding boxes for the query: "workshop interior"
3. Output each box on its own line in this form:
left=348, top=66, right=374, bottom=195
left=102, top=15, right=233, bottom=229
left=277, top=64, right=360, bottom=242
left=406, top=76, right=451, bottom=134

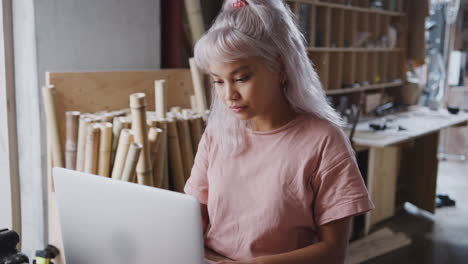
left=1, top=0, right=468, bottom=263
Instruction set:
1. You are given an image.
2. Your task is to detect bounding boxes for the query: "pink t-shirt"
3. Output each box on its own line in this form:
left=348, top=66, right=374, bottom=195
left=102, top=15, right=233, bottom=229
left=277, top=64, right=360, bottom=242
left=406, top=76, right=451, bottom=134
left=184, top=114, right=374, bottom=260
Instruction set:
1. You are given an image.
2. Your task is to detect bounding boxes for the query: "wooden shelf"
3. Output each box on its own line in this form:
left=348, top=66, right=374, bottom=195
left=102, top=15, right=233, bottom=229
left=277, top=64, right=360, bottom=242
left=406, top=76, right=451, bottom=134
left=308, top=47, right=404, bottom=52
left=294, top=0, right=406, bottom=16
left=325, top=81, right=405, bottom=95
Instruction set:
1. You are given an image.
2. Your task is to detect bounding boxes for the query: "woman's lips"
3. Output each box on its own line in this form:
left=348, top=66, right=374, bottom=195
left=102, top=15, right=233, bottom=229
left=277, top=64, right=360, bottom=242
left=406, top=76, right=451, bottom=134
left=230, top=106, right=247, bottom=113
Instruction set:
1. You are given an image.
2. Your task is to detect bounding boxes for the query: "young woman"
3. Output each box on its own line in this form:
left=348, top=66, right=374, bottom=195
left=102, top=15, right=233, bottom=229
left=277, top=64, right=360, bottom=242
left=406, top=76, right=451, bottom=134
left=184, top=0, right=374, bottom=263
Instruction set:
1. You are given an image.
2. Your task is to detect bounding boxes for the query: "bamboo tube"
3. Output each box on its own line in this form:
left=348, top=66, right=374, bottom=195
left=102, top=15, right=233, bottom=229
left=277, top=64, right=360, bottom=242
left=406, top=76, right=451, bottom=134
left=184, top=0, right=205, bottom=43
left=65, top=111, right=80, bottom=169
left=148, top=127, right=162, bottom=184
left=167, top=119, right=185, bottom=192
left=176, top=118, right=195, bottom=181
left=100, top=108, right=130, bottom=122
left=130, top=93, right=153, bottom=187
left=111, top=116, right=131, bottom=168
left=170, top=106, right=182, bottom=115
left=98, top=122, right=113, bottom=177
left=189, top=116, right=203, bottom=153
left=148, top=127, right=162, bottom=160
left=155, top=120, right=168, bottom=188
left=181, top=109, right=194, bottom=119
left=121, top=142, right=142, bottom=182
left=111, top=129, right=134, bottom=180
left=84, top=124, right=101, bottom=174
left=190, top=95, right=198, bottom=111
left=155, top=80, right=166, bottom=119
left=76, top=117, right=92, bottom=171
left=42, top=85, right=64, bottom=168
left=189, top=58, right=208, bottom=118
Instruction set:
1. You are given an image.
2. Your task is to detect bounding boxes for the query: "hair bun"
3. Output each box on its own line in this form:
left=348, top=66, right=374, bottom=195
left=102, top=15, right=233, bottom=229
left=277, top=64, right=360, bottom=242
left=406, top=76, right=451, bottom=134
left=232, top=0, right=248, bottom=8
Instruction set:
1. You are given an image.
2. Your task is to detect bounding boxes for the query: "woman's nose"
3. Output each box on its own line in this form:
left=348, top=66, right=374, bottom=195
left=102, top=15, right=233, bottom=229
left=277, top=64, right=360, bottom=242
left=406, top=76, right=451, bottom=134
left=224, top=83, right=239, bottom=101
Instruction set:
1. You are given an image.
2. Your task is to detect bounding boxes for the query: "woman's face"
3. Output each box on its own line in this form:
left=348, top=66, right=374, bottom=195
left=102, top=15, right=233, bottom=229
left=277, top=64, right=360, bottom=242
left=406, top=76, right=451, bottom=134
left=208, top=57, right=285, bottom=122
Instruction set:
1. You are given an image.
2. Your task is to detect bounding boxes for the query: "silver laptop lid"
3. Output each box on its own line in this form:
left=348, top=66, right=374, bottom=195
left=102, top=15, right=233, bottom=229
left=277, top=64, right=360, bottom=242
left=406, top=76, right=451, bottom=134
left=53, top=168, right=204, bottom=264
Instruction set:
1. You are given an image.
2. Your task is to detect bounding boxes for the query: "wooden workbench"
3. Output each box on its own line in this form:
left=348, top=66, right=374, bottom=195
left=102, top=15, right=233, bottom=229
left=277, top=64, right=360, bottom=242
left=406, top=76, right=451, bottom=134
left=346, top=106, right=468, bottom=234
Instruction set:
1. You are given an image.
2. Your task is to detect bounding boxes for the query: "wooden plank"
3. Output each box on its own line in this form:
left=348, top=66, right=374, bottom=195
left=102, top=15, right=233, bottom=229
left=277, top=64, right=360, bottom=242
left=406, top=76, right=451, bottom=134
left=366, top=52, right=374, bottom=84
left=348, top=107, right=468, bottom=148
left=324, top=7, right=332, bottom=47
left=329, top=8, right=345, bottom=90
left=316, top=6, right=331, bottom=47
left=365, top=146, right=400, bottom=233
left=398, top=132, right=439, bottom=213
left=346, top=227, right=411, bottom=264
left=326, top=80, right=404, bottom=95
left=292, top=0, right=407, bottom=16
left=355, top=52, right=367, bottom=84
left=329, top=52, right=344, bottom=90
left=341, top=9, right=357, bottom=87
left=380, top=52, right=389, bottom=83
left=0, top=0, right=21, bottom=235
left=343, top=10, right=357, bottom=47
left=48, top=70, right=193, bottom=151
left=331, top=9, right=344, bottom=47
left=342, top=52, right=356, bottom=87
left=309, top=5, right=317, bottom=47
left=310, top=52, right=330, bottom=90
left=291, top=2, right=300, bottom=18
left=308, top=47, right=404, bottom=52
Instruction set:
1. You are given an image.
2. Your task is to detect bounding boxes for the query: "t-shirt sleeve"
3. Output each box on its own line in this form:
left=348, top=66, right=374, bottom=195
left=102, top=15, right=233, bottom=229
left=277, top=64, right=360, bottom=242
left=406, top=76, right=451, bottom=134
left=311, top=129, right=374, bottom=226
left=184, top=129, right=210, bottom=205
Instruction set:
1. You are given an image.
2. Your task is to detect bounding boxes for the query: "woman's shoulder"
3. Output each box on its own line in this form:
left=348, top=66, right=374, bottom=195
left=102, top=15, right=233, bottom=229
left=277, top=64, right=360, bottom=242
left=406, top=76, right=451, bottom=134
left=298, top=114, right=345, bottom=138
left=297, top=114, right=353, bottom=155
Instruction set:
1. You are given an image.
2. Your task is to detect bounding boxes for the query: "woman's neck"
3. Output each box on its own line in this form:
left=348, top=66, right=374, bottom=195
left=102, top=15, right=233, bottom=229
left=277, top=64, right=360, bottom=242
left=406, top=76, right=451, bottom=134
left=251, top=103, right=298, bottom=132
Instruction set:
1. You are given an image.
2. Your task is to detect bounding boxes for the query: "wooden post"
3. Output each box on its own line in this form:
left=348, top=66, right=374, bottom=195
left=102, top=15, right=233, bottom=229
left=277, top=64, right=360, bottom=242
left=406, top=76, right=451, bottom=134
left=189, top=116, right=203, bottom=153
left=121, top=142, right=142, bottom=182
left=155, top=120, right=169, bottom=189
left=42, top=85, right=64, bottom=168
left=176, top=118, right=195, bottom=181
left=155, top=80, right=167, bottom=120
left=76, top=116, right=92, bottom=172
left=189, top=58, right=208, bottom=118
left=190, top=95, right=198, bottom=111
left=111, top=129, right=134, bottom=180
left=65, top=111, right=80, bottom=169
left=184, top=0, right=205, bottom=44
left=111, top=116, right=131, bottom=169
left=167, top=119, right=185, bottom=192
left=84, top=123, right=101, bottom=174
left=98, top=122, right=113, bottom=177
left=130, top=93, right=153, bottom=186
left=148, top=127, right=163, bottom=186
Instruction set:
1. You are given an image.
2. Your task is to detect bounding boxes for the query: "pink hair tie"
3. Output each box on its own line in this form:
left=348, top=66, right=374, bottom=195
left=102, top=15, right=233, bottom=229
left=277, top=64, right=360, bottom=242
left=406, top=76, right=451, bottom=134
left=232, top=0, right=248, bottom=8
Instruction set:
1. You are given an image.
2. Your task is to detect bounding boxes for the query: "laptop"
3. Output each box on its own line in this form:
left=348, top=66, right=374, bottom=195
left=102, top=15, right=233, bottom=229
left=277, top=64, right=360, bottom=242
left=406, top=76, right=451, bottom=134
left=53, top=167, right=205, bottom=264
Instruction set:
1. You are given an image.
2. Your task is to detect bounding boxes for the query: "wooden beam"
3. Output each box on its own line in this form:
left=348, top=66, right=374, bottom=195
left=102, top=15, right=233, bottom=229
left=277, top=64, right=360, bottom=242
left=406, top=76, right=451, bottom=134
left=398, top=132, right=440, bottom=213
left=0, top=0, right=21, bottom=235
left=365, top=146, right=400, bottom=233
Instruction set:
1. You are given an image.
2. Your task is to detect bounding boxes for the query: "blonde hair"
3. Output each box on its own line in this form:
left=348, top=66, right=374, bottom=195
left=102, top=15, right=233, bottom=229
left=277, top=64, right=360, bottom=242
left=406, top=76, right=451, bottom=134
left=194, top=0, right=342, bottom=155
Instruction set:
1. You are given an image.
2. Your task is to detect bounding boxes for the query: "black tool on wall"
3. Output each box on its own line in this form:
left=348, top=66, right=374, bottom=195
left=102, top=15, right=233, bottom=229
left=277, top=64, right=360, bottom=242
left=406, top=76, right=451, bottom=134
left=0, top=229, right=29, bottom=264
left=32, top=245, right=60, bottom=264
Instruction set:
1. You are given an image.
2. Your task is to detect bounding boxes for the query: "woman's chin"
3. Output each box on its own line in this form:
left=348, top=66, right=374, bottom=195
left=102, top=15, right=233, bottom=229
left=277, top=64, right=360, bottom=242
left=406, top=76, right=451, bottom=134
left=232, top=111, right=253, bottom=121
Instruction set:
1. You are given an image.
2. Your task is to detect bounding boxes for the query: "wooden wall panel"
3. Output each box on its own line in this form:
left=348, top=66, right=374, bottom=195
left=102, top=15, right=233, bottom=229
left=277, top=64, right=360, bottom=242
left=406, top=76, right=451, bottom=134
left=47, top=69, right=194, bottom=150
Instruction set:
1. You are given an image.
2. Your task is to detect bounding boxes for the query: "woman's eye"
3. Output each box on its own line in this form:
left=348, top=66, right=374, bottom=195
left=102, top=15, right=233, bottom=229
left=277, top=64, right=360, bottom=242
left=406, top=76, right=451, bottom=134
left=212, top=80, right=223, bottom=85
left=235, top=75, right=250, bottom=83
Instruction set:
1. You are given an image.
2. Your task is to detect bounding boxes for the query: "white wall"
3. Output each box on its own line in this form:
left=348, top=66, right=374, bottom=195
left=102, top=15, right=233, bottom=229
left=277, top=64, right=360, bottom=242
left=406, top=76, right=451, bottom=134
left=12, top=0, right=160, bottom=257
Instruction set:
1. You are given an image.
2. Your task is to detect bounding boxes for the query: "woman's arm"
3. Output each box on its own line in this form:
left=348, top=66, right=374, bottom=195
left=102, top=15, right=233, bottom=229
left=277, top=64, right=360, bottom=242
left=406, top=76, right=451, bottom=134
left=219, top=217, right=352, bottom=264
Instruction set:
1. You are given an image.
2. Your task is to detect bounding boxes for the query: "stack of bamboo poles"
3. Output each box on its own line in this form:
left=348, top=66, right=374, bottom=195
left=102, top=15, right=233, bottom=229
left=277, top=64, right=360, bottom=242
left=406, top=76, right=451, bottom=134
left=44, top=80, right=206, bottom=192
